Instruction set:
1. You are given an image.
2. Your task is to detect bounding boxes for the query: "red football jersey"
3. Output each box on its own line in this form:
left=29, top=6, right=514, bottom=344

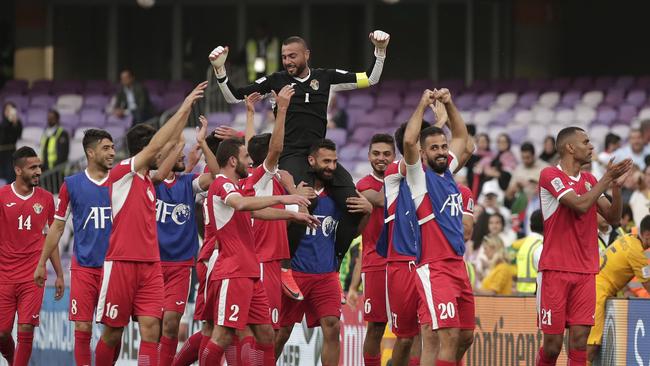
left=198, top=165, right=216, bottom=262
left=384, top=161, right=416, bottom=262
left=0, top=184, right=54, bottom=283
left=356, top=173, right=387, bottom=271
left=106, top=158, right=160, bottom=262
left=241, top=163, right=290, bottom=262
left=458, top=184, right=474, bottom=217
left=405, top=160, right=461, bottom=264
left=539, top=166, right=599, bottom=273
left=208, top=175, right=260, bottom=280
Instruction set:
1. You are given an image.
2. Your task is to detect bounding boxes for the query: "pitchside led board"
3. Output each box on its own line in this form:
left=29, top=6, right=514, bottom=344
left=3, top=289, right=648, bottom=366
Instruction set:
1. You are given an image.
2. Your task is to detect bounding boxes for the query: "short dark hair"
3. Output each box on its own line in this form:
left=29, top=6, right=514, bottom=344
left=466, top=123, right=476, bottom=137
left=216, top=138, right=244, bottom=168
left=640, top=215, right=650, bottom=234
left=556, top=126, right=585, bottom=154
left=520, top=142, right=535, bottom=155
left=48, top=109, right=60, bottom=122
left=419, top=126, right=446, bottom=147
left=369, top=134, right=395, bottom=152
left=13, top=146, right=38, bottom=167
left=604, top=133, right=621, bottom=150
left=126, top=124, right=156, bottom=156
left=308, top=139, right=337, bottom=157
left=282, top=36, right=308, bottom=48
left=82, top=129, right=113, bottom=152
left=394, top=120, right=431, bottom=155
left=530, top=209, right=543, bottom=235
left=248, top=133, right=271, bottom=167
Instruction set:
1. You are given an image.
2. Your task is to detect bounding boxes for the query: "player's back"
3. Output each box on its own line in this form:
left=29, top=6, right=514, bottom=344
left=107, top=158, right=160, bottom=262
left=383, top=161, right=417, bottom=262
left=356, top=174, right=387, bottom=271
left=58, top=171, right=112, bottom=268
left=292, top=189, right=340, bottom=274
left=0, top=184, right=54, bottom=283
left=598, top=234, right=650, bottom=293
left=539, top=166, right=599, bottom=273
left=208, top=175, right=259, bottom=279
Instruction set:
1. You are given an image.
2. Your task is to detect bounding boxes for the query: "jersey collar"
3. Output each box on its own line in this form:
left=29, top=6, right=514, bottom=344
left=556, top=164, right=581, bottom=182
left=85, top=169, right=109, bottom=186
left=293, top=68, right=312, bottom=83
left=11, top=182, right=35, bottom=200
left=370, top=172, right=383, bottom=182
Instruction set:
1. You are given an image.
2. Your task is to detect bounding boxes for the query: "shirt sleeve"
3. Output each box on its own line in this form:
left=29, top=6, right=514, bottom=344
left=217, top=73, right=274, bottom=103
left=448, top=151, right=459, bottom=173
left=108, top=158, right=136, bottom=183
left=327, top=68, right=370, bottom=90
left=629, top=245, right=650, bottom=283
left=459, top=185, right=475, bottom=216
left=242, top=164, right=276, bottom=197
left=54, top=182, right=71, bottom=221
left=406, top=159, right=427, bottom=203
left=539, top=167, right=573, bottom=200
left=215, top=178, right=241, bottom=205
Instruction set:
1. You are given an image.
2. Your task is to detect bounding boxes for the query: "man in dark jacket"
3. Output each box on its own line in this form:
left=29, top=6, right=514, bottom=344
left=113, top=69, right=152, bottom=125
left=40, top=109, right=69, bottom=171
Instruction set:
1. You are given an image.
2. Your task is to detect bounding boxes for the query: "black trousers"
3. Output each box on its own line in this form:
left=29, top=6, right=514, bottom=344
left=279, top=153, right=362, bottom=264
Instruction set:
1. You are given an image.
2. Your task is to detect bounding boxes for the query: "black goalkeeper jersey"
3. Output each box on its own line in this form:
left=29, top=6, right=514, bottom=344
left=218, top=67, right=372, bottom=157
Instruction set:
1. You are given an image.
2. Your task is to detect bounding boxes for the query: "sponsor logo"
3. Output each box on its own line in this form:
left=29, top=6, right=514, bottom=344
left=32, top=314, right=39, bottom=319
left=5, top=202, right=16, bottom=207
left=176, top=301, right=185, bottom=306
left=33, top=203, right=43, bottom=214
left=223, top=182, right=236, bottom=194
left=310, top=79, right=319, bottom=91
left=551, top=177, right=565, bottom=192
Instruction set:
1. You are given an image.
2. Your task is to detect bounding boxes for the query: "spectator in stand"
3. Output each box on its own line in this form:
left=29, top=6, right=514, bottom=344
left=515, top=210, right=544, bottom=294
left=598, top=133, right=622, bottom=166
left=470, top=133, right=493, bottom=195
left=40, top=109, right=69, bottom=171
left=0, top=102, right=22, bottom=182
left=539, top=135, right=559, bottom=164
left=629, top=165, right=650, bottom=225
left=475, top=235, right=516, bottom=295
left=112, top=69, right=152, bottom=125
left=612, top=128, right=650, bottom=169
left=505, top=142, right=548, bottom=203
left=475, top=133, right=517, bottom=194
left=326, top=93, right=348, bottom=129
left=487, top=212, right=516, bottom=248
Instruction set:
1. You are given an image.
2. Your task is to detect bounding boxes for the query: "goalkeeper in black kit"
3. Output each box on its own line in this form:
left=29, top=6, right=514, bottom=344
left=209, top=30, right=390, bottom=300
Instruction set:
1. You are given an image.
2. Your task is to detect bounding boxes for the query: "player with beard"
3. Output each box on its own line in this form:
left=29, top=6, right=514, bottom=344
left=402, top=89, right=473, bottom=366
left=536, top=127, right=631, bottom=366
left=0, top=146, right=63, bottom=366
left=346, top=133, right=395, bottom=366
left=152, top=116, right=219, bottom=366
left=201, top=138, right=317, bottom=365
left=93, top=82, right=208, bottom=366
left=275, top=139, right=372, bottom=365
left=209, top=31, right=390, bottom=300
left=34, top=129, right=117, bottom=366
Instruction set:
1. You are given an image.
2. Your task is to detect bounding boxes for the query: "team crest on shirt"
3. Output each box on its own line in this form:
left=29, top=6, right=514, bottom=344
left=585, top=182, right=592, bottom=191
left=467, top=198, right=475, bottom=212
left=551, top=177, right=565, bottom=192
left=146, top=187, right=155, bottom=202
left=33, top=203, right=43, bottom=214
left=310, top=79, right=319, bottom=91
left=223, top=182, right=236, bottom=193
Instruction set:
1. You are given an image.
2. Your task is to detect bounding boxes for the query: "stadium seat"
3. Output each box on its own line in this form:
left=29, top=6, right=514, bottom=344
left=495, top=92, right=518, bottom=109
left=626, top=89, right=647, bottom=108
left=581, top=91, right=604, bottom=108
left=603, top=89, right=626, bottom=106
left=79, top=109, right=107, bottom=127
left=83, top=94, right=110, bottom=110
left=555, top=109, right=576, bottom=125
left=327, top=128, right=347, bottom=147
left=513, top=110, right=534, bottom=125
left=517, top=91, right=539, bottom=109
left=559, top=90, right=582, bottom=108
left=106, top=114, right=133, bottom=127
left=55, top=94, right=84, bottom=114
left=611, top=124, right=630, bottom=139
left=537, top=91, right=560, bottom=109
left=619, top=105, right=638, bottom=124
left=25, top=108, right=48, bottom=127
left=206, top=112, right=233, bottom=126
left=30, top=95, right=56, bottom=109
left=4, top=94, right=29, bottom=112
left=533, top=108, right=554, bottom=124
left=347, top=93, right=375, bottom=110
left=615, top=75, right=635, bottom=90
left=21, top=126, right=44, bottom=143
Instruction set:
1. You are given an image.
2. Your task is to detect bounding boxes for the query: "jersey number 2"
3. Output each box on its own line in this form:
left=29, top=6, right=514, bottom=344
left=18, top=215, right=32, bottom=230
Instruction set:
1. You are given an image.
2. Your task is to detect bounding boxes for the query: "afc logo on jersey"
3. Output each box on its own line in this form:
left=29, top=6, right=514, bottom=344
left=440, top=193, right=463, bottom=217
left=156, top=199, right=191, bottom=225
left=306, top=215, right=338, bottom=236
left=83, top=207, right=112, bottom=229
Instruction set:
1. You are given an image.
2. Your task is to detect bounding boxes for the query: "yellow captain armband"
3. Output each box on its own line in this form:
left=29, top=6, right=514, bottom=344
left=356, top=72, right=370, bottom=88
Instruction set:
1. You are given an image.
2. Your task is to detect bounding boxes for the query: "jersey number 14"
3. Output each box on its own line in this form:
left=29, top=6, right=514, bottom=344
left=18, top=215, right=32, bottom=230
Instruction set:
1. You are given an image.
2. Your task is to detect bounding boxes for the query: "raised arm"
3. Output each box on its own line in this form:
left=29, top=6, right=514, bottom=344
left=330, top=30, right=390, bottom=92
left=434, top=88, right=469, bottom=165
left=226, top=192, right=311, bottom=212
left=404, top=90, right=435, bottom=165
left=244, top=93, right=263, bottom=146
left=265, top=85, right=294, bottom=169
left=134, top=82, right=207, bottom=172
left=597, top=164, right=632, bottom=224
left=152, top=141, right=184, bottom=184
left=209, top=46, right=273, bottom=103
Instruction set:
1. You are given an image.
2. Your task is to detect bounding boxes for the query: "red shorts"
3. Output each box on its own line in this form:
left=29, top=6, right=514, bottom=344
left=194, top=250, right=218, bottom=321
left=537, top=270, right=596, bottom=334
left=261, top=261, right=282, bottom=329
left=280, top=271, right=342, bottom=328
left=69, top=269, right=102, bottom=322
left=0, top=281, right=45, bottom=331
left=415, top=259, right=475, bottom=330
left=162, top=265, right=192, bottom=314
left=386, top=261, right=422, bottom=337
left=208, top=277, right=270, bottom=330
left=95, top=261, right=164, bottom=327
left=362, top=269, right=388, bottom=323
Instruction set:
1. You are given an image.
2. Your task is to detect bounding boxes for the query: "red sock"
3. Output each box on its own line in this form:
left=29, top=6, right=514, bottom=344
left=74, top=330, right=92, bottom=366
left=537, top=347, right=558, bottom=366
left=240, top=336, right=258, bottom=366
left=95, top=338, right=116, bottom=366
left=409, top=357, right=420, bottom=366
left=225, top=335, right=239, bottom=366
left=255, top=343, right=275, bottom=366
left=198, top=335, right=211, bottom=361
left=199, top=341, right=224, bottom=366
left=435, top=360, right=455, bottom=366
left=13, top=331, right=34, bottom=366
left=172, top=331, right=203, bottom=366
left=159, top=336, right=178, bottom=366
left=138, top=340, right=159, bottom=366
left=0, top=336, right=14, bottom=364
left=364, top=354, right=381, bottom=366
left=113, top=340, right=122, bottom=365
left=568, top=349, right=587, bottom=365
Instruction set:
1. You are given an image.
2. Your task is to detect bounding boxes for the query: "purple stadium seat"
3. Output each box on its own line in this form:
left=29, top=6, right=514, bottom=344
left=59, top=113, right=81, bottom=129
left=149, top=93, right=163, bottom=113
left=143, top=80, right=167, bottom=95
left=408, top=79, right=436, bottom=90
left=84, top=80, right=111, bottom=94
left=559, top=90, right=582, bottom=108
left=4, top=95, right=29, bottom=112
left=490, top=111, right=515, bottom=127
left=79, top=109, right=107, bottom=127
left=550, top=77, right=571, bottom=91
left=437, top=79, right=464, bottom=93
left=615, top=76, right=635, bottom=90
left=402, top=92, right=423, bottom=107
left=529, top=79, right=551, bottom=92
left=571, top=77, right=593, bottom=91
left=508, top=126, right=528, bottom=145
left=394, top=109, right=413, bottom=124
left=168, top=80, right=193, bottom=94
left=30, top=95, right=56, bottom=109
left=327, top=128, right=347, bottom=147
left=106, top=114, right=133, bottom=127
left=634, top=76, right=650, bottom=89
left=206, top=112, right=233, bottom=126
left=339, top=143, right=362, bottom=161
left=160, top=92, right=185, bottom=111
left=517, top=91, right=539, bottom=108
left=375, top=93, right=402, bottom=108
left=351, top=126, right=376, bottom=143
left=334, top=94, right=348, bottom=109
left=25, top=108, right=48, bottom=127
left=618, top=105, right=637, bottom=124
left=455, top=93, right=476, bottom=110
left=345, top=107, right=368, bottom=128
left=594, top=76, right=615, bottom=90
left=476, top=92, right=497, bottom=109
left=603, top=89, right=625, bottom=106
left=380, top=80, right=408, bottom=91
left=593, top=107, right=617, bottom=126
left=347, top=93, right=375, bottom=110
left=355, top=108, right=395, bottom=128
left=105, top=126, right=127, bottom=141
left=31, top=80, right=53, bottom=94
left=52, top=80, right=83, bottom=96
left=3, top=80, right=28, bottom=94
left=83, top=94, right=110, bottom=110
left=626, top=89, right=647, bottom=108
left=467, top=80, right=489, bottom=93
